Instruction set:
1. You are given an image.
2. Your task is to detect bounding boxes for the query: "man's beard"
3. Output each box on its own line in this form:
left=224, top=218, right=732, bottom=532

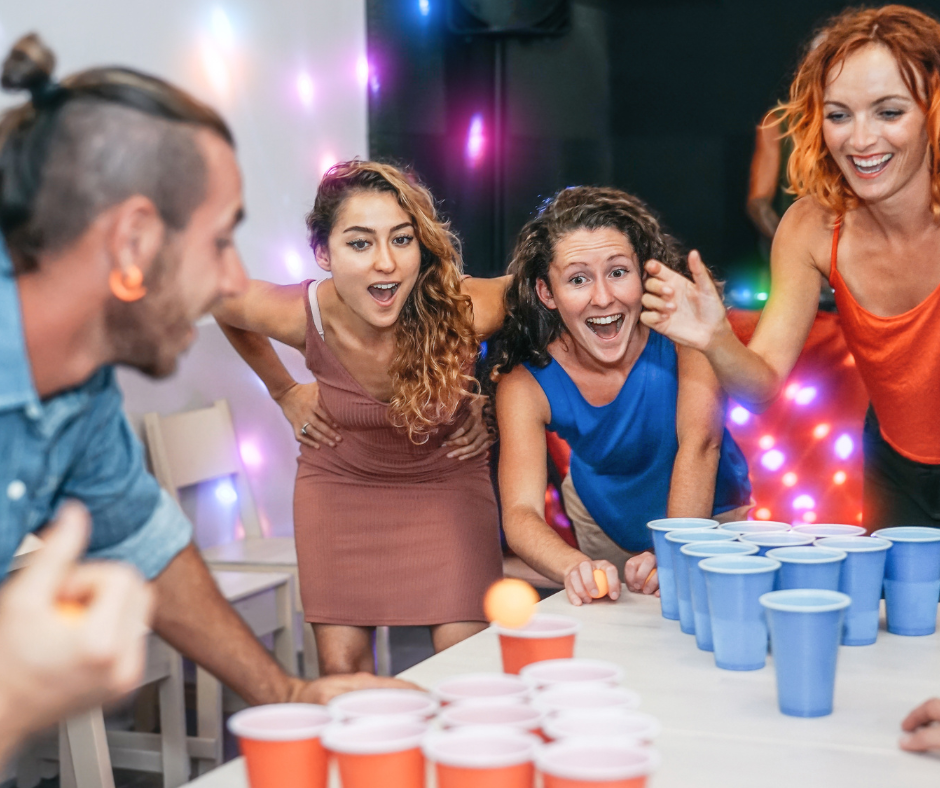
left=104, top=244, right=193, bottom=379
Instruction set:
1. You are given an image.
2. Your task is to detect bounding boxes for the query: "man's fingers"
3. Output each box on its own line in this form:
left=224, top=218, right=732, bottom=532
left=900, top=726, right=940, bottom=752
left=643, top=567, right=659, bottom=595
left=604, top=565, right=621, bottom=600
left=901, top=698, right=940, bottom=732
left=20, top=502, right=90, bottom=599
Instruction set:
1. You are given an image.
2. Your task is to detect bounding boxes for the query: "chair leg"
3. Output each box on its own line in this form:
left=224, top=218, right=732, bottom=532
left=156, top=643, right=190, bottom=788
left=61, top=710, right=115, bottom=788
left=375, top=626, right=392, bottom=676
left=195, top=666, right=223, bottom=776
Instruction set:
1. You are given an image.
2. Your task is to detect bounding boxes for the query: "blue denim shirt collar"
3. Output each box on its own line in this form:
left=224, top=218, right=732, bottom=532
left=0, top=239, right=41, bottom=414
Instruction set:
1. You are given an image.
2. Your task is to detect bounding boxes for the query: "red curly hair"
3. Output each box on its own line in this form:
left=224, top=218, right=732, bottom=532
left=780, top=5, right=940, bottom=216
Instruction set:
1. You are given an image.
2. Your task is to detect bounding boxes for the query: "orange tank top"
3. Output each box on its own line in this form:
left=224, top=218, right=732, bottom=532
left=829, top=219, right=940, bottom=464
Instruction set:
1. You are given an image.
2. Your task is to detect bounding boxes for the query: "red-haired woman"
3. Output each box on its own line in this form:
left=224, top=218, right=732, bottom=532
left=642, top=5, right=940, bottom=531
left=214, top=161, right=507, bottom=675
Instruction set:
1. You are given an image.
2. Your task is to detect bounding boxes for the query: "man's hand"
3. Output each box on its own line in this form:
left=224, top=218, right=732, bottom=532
left=0, top=503, right=153, bottom=758
left=289, top=673, right=424, bottom=705
left=624, top=551, right=659, bottom=596
left=443, top=397, right=493, bottom=460
left=900, top=698, right=940, bottom=752
left=563, top=559, right=621, bottom=607
left=275, top=381, right=342, bottom=449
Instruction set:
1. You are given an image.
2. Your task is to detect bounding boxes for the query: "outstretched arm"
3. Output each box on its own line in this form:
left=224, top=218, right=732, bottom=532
left=496, top=367, right=620, bottom=605
left=747, top=113, right=784, bottom=240
left=463, top=275, right=512, bottom=339
left=640, top=211, right=820, bottom=411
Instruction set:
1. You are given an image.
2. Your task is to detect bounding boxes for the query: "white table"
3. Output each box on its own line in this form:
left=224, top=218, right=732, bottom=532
left=183, top=591, right=940, bottom=787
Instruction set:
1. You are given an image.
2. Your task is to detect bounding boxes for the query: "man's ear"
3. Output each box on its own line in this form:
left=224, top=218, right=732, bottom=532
left=535, top=277, right=557, bottom=310
left=105, top=196, right=165, bottom=281
left=314, top=242, right=331, bottom=273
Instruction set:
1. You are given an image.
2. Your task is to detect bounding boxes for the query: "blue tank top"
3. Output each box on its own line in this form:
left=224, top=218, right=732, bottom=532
left=524, top=331, right=751, bottom=553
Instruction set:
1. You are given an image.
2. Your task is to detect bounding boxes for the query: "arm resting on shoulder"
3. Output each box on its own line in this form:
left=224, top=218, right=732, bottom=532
left=462, top=275, right=512, bottom=339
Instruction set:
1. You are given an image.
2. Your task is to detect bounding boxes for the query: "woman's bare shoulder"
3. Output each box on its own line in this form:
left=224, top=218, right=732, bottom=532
left=775, top=197, right=838, bottom=272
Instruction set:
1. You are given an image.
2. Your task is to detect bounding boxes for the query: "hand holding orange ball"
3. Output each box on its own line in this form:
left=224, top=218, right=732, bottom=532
left=590, top=569, right=610, bottom=599
left=484, top=579, right=539, bottom=629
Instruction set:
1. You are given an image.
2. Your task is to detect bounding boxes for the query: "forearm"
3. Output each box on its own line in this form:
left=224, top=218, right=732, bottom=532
left=0, top=706, right=23, bottom=772
left=503, top=505, right=588, bottom=584
left=746, top=196, right=780, bottom=240
left=217, top=321, right=297, bottom=400
left=704, top=325, right=783, bottom=412
left=151, top=544, right=298, bottom=706
left=667, top=441, right=722, bottom=518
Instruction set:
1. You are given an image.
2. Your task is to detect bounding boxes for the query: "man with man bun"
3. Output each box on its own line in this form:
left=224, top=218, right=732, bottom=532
left=0, top=33, right=410, bottom=762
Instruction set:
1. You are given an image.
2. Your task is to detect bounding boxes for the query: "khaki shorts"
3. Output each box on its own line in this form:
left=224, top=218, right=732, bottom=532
left=561, top=474, right=753, bottom=578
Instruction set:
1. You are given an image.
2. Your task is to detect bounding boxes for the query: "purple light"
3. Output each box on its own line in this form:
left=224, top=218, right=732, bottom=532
left=240, top=441, right=263, bottom=468
left=356, top=56, right=370, bottom=88
left=793, top=494, right=816, bottom=510
left=834, top=434, right=855, bottom=460
left=296, top=71, right=314, bottom=111
left=466, top=114, right=485, bottom=167
left=761, top=449, right=785, bottom=471
left=369, top=71, right=380, bottom=95
left=794, top=386, right=817, bottom=405
left=284, top=248, right=304, bottom=279
left=729, top=406, right=750, bottom=425
left=215, top=479, right=237, bottom=505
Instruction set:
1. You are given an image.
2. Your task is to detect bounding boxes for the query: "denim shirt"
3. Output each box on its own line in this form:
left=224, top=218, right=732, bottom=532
left=0, top=240, right=192, bottom=580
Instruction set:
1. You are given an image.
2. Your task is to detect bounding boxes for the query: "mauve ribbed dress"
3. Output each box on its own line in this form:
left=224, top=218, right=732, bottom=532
left=293, top=281, right=503, bottom=626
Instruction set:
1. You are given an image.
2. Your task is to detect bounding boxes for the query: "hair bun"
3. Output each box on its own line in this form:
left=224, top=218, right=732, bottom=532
left=1, top=33, right=56, bottom=94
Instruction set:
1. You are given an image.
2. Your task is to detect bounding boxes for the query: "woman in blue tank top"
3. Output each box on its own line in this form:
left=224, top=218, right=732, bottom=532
left=486, top=186, right=752, bottom=606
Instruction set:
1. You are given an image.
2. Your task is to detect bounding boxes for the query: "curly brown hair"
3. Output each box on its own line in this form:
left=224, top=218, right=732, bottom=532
left=780, top=5, right=940, bottom=217
left=306, top=160, right=481, bottom=443
left=483, top=185, right=685, bottom=389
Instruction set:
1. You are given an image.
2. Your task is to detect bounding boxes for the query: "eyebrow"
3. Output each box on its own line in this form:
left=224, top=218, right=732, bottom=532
left=824, top=95, right=912, bottom=107
left=343, top=222, right=414, bottom=234
left=560, top=252, right=631, bottom=269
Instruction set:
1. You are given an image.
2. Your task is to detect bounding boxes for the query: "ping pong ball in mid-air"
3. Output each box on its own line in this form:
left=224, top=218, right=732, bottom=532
left=591, top=569, right=610, bottom=599
left=56, top=600, right=87, bottom=624
left=484, top=579, right=539, bottom=628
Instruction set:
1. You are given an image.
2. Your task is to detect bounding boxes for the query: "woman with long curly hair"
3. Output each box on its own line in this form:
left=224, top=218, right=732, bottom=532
left=214, top=160, right=507, bottom=674
left=486, top=186, right=751, bottom=607
left=642, top=5, right=940, bottom=536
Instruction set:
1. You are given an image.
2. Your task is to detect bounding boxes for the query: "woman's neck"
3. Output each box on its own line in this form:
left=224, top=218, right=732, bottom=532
left=552, top=320, right=649, bottom=377
left=319, top=278, right=398, bottom=349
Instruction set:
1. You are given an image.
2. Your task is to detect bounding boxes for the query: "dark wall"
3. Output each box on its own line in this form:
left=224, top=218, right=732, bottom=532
left=367, top=0, right=940, bottom=282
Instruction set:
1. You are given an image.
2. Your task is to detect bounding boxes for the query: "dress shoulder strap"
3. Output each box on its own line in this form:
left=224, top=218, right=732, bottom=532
left=307, top=279, right=325, bottom=340
left=830, top=217, right=843, bottom=275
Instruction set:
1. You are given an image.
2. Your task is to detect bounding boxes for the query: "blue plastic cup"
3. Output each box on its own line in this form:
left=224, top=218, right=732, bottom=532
left=717, top=521, right=791, bottom=537
left=791, top=524, right=866, bottom=539
left=700, top=555, right=780, bottom=670
left=680, top=541, right=758, bottom=652
left=871, top=526, right=940, bottom=636
left=765, top=546, right=846, bottom=592
left=817, top=536, right=892, bottom=646
left=740, top=531, right=815, bottom=557
left=647, top=518, right=718, bottom=621
left=760, top=589, right=851, bottom=717
left=665, top=529, right=737, bottom=635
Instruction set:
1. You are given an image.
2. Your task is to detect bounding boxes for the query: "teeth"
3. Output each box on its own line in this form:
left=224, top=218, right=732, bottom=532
left=372, top=283, right=397, bottom=290
left=586, top=314, right=622, bottom=325
left=852, top=153, right=892, bottom=170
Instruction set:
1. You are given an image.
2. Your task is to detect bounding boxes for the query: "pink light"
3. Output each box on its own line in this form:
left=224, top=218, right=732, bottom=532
left=356, top=56, right=370, bottom=88
left=284, top=248, right=304, bottom=279
left=793, top=494, right=816, bottom=510
left=813, top=423, right=831, bottom=439
left=296, top=71, right=315, bottom=111
left=465, top=114, right=485, bottom=167
left=802, top=511, right=817, bottom=523
left=834, top=434, right=855, bottom=460
left=784, top=382, right=800, bottom=400
left=729, top=406, right=750, bottom=425
left=758, top=435, right=775, bottom=451
left=239, top=441, right=263, bottom=468
left=761, top=449, right=785, bottom=471
left=782, top=472, right=797, bottom=487
left=319, top=152, right=338, bottom=178
left=794, top=386, right=817, bottom=405
left=833, top=470, right=847, bottom=485
left=755, top=508, right=772, bottom=520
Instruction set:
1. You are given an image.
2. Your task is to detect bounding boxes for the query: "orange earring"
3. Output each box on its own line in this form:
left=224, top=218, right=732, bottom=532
left=109, top=265, right=147, bottom=302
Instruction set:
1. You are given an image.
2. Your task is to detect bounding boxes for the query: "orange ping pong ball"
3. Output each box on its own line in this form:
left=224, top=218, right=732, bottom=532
left=56, top=600, right=87, bottom=624
left=591, top=569, right=609, bottom=599
left=484, top=579, right=539, bottom=628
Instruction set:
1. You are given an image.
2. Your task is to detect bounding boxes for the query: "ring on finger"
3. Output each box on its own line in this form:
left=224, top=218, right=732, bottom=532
left=301, top=422, right=311, bottom=436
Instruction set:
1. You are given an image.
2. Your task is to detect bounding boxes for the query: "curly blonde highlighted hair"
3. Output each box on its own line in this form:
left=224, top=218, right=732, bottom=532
left=780, top=5, right=940, bottom=217
left=306, top=160, right=481, bottom=443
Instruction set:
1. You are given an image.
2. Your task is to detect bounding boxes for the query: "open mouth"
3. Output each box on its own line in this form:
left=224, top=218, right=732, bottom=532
left=585, top=313, right=624, bottom=340
left=849, top=153, right=892, bottom=177
left=368, top=282, right=400, bottom=304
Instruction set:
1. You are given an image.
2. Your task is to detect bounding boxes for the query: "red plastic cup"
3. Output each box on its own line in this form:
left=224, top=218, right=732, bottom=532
left=227, top=703, right=332, bottom=788
left=433, top=673, right=531, bottom=706
left=323, top=716, right=428, bottom=788
left=327, top=688, right=438, bottom=721
left=542, top=710, right=661, bottom=744
left=496, top=614, right=581, bottom=674
left=439, top=700, right=545, bottom=737
left=423, top=725, right=541, bottom=788
left=537, top=738, right=660, bottom=788
left=520, top=658, right=623, bottom=689
left=533, top=684, right=641, bottom=716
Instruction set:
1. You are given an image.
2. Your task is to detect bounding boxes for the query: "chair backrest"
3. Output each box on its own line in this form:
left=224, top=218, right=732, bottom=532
left=144, top=399, right=263, bottom=539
